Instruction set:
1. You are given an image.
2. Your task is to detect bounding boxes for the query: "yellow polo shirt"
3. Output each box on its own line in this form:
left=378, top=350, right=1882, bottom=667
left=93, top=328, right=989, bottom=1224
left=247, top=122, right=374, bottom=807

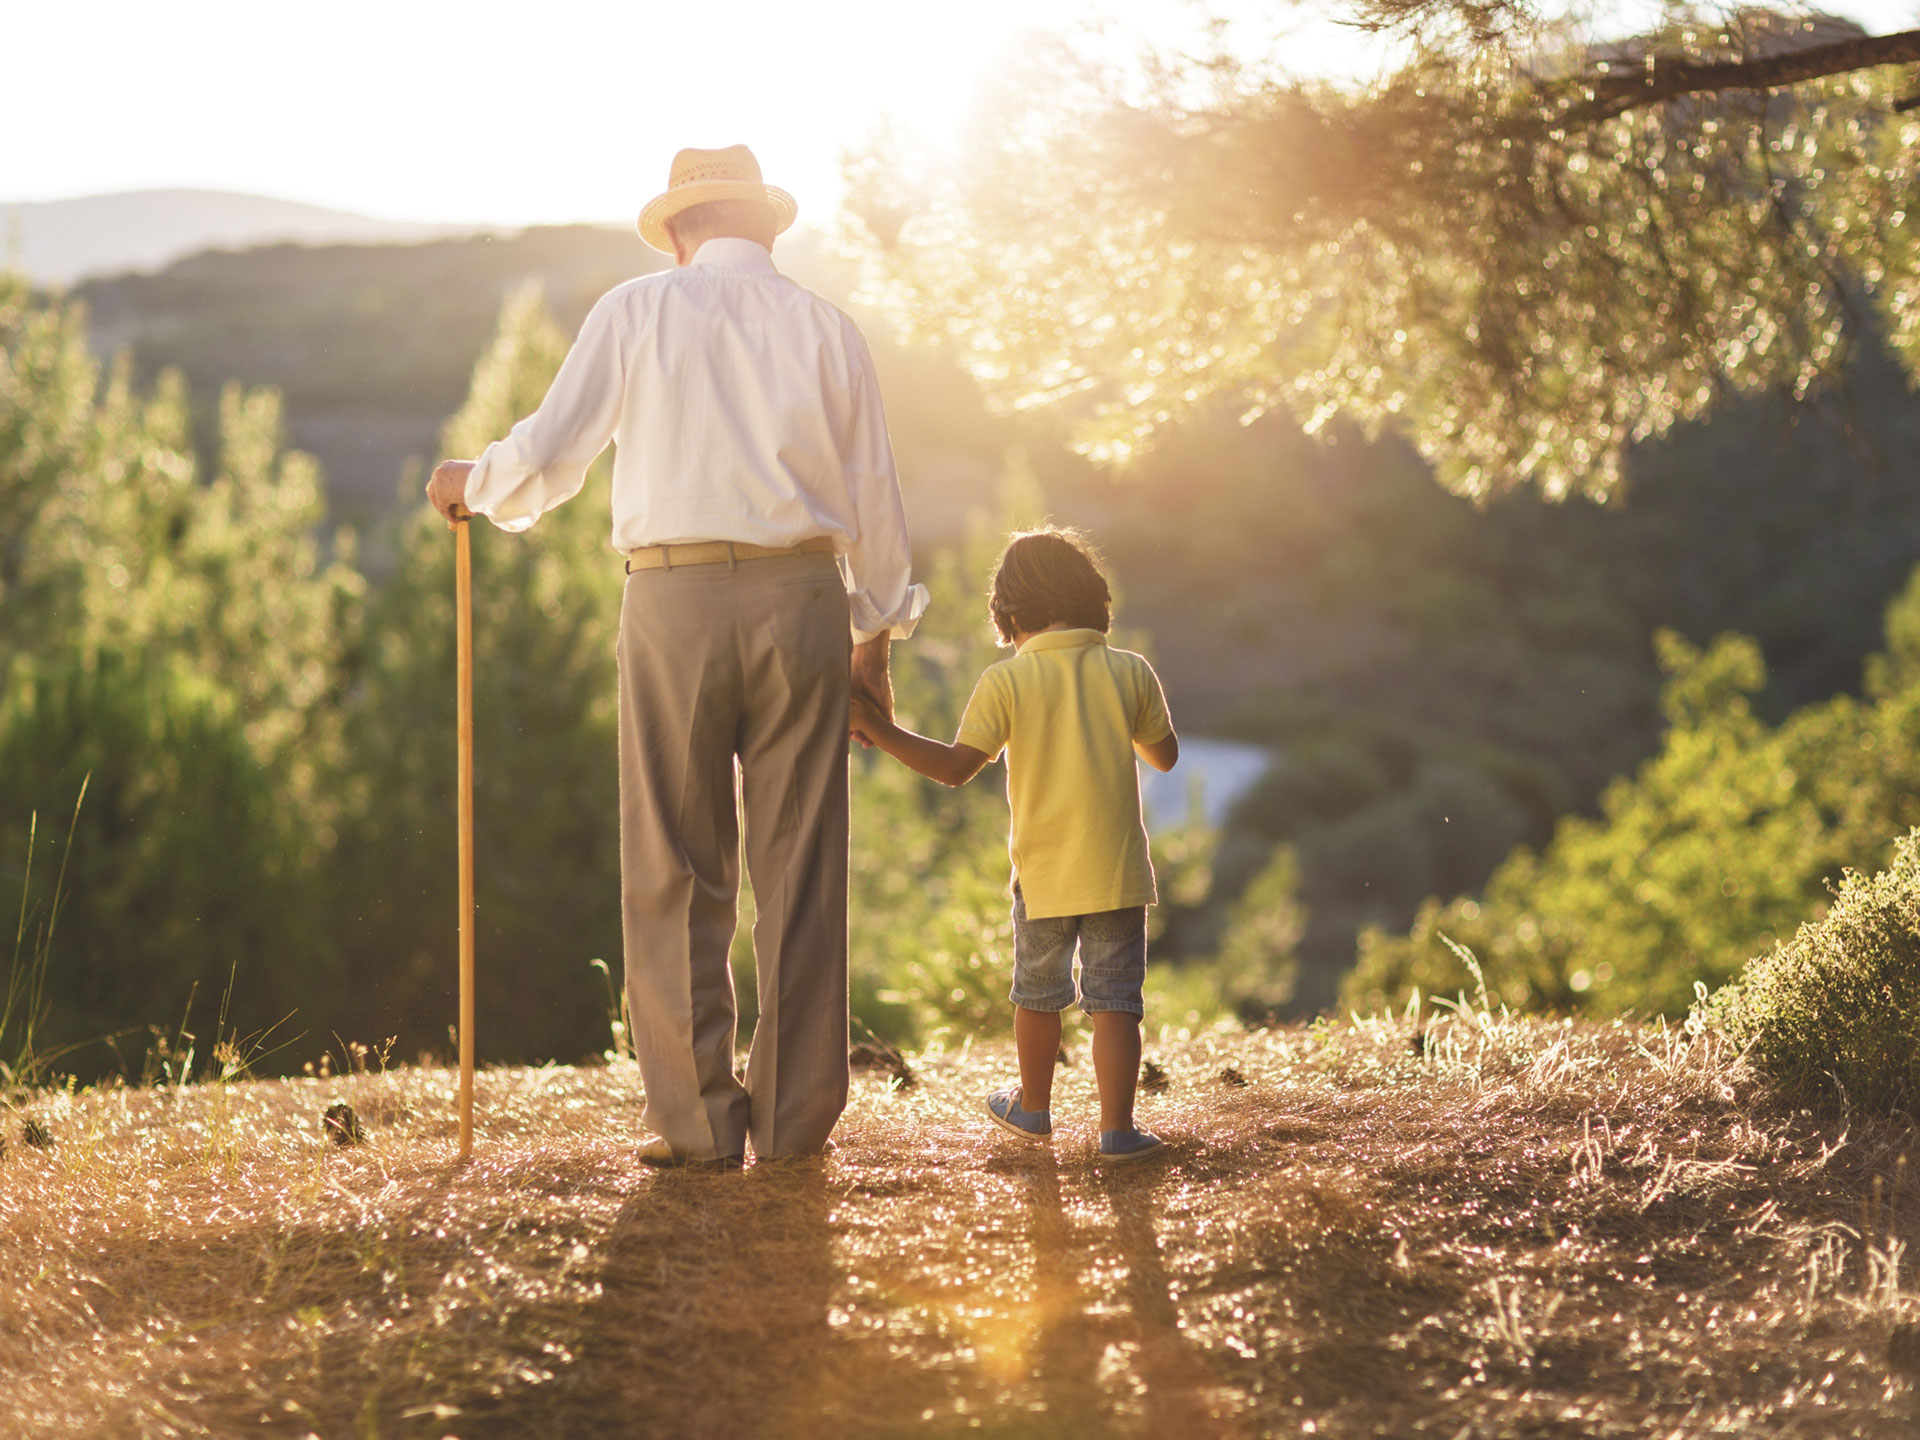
left=955, top=629, right=1173, bottom=920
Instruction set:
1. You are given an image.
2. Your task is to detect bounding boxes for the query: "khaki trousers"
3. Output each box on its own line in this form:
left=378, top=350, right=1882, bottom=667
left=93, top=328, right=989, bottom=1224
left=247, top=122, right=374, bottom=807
left=617, top=549, right=852, bottom=1161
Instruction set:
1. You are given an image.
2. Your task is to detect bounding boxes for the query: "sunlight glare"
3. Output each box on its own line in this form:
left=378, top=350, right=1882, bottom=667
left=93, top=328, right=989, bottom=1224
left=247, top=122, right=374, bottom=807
left=9, top=0, right=1382, bottom=228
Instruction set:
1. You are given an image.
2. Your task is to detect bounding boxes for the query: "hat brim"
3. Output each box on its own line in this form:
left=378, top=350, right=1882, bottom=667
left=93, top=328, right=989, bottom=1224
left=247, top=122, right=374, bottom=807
left=637, top=181, right=797, bottom=253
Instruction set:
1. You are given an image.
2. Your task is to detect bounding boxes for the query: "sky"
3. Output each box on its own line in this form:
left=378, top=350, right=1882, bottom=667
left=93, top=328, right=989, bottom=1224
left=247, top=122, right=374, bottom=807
left=9, top=0, right=1919, bottom=230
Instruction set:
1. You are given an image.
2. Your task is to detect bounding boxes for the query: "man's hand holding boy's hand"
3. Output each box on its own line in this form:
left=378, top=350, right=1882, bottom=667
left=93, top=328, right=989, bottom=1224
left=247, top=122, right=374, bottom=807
left=851, top=635, right=892, bottom=718
left=847, top=693, right=988, bottom=787
left=849, top=692, right=886, bottom=749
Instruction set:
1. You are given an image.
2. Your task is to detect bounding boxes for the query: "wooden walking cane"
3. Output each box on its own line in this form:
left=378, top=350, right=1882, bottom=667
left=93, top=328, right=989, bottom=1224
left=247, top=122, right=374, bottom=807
left=452, top=506, right=476, bottom=1162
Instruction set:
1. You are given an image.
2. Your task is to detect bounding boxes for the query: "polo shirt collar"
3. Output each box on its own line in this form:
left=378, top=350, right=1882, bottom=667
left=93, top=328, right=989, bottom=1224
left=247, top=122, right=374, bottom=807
left=1015, top=627, right=1107, bottom=655
left=689, top=237, right=779, bottom=274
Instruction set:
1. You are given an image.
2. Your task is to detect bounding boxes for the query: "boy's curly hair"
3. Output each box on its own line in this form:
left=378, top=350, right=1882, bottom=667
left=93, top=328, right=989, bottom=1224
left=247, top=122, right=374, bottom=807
left=988, top=527, right=1112, bottom=644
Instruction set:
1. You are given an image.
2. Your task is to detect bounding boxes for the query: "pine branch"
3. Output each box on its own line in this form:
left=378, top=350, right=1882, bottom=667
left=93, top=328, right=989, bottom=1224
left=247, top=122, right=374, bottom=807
left=1568, top=27, right=1920, bottom=122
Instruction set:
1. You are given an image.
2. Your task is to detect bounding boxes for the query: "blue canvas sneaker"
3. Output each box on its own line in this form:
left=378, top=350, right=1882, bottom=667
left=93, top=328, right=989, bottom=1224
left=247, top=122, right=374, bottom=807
left=1098, top=1127, right=1166, bottom=1163
left=985, top=1087, right=1053, bottom=1140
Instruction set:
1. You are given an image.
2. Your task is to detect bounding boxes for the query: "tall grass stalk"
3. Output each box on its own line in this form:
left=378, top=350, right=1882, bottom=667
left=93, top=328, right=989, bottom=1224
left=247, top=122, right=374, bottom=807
left=199, top=962, right=302, bottom=1171
left=588, top=957, right=634, bottom=1063
left=2, top=777, right=87, bottom=1093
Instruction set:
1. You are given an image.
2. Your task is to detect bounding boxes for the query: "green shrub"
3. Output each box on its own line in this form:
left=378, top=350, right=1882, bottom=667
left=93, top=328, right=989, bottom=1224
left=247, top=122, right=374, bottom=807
left=331, top=291, right=625, bottom=1065
left=0, top=648, right=329, bottom=1067
left=1147, top=845, right=1302, bottom=1028
left=1346, top=598, right=1920, bottom=1018
left=1699, top=829, right=1920, bottom=1113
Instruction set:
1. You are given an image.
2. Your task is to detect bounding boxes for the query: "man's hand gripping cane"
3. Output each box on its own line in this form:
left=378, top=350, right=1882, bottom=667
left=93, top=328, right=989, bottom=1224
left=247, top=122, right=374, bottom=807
left=428, top=459, right=475, bottom=524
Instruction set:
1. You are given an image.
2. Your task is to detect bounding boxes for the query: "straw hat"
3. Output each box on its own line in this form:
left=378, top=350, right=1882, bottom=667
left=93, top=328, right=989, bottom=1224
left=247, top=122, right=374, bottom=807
left=637, top=145, right=798, bottom=254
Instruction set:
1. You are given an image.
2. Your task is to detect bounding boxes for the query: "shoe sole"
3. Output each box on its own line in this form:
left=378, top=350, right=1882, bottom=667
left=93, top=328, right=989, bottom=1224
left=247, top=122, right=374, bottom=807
left=985, top=1101, right=1052, bottom=1142
left=1099, top=1141, right=1168, bottom=1164
left=640, top=1154, right=743, bottom=1171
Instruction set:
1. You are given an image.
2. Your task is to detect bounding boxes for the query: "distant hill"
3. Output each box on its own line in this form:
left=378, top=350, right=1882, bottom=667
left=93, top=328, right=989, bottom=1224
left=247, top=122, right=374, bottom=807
left=75, top=226, right=658, bottom=521
left=2, top=189, right=458, bottom=286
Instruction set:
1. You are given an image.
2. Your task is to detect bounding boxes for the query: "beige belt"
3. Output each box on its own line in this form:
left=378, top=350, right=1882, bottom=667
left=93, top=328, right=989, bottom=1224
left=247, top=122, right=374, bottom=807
left=623, top=535, right=836, bottom=574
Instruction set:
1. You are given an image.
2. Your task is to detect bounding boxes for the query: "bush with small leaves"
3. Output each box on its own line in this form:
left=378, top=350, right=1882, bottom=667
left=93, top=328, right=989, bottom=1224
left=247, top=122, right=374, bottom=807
left=1699, top=829, right=1920, bottom=1114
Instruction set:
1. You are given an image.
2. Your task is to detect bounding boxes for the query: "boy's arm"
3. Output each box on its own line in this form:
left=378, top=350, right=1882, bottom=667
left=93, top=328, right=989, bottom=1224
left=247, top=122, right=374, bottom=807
left=1135, top=731, right=1180, bottom=773
left=1132, top=658, right=1179, bottom=773
left=852, top=696, right=992, bottom=787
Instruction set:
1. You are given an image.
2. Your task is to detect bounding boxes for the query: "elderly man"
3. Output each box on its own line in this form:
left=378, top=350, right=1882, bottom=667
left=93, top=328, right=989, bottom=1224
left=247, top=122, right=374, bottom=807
left=427, top=146, right=926, bottom=1168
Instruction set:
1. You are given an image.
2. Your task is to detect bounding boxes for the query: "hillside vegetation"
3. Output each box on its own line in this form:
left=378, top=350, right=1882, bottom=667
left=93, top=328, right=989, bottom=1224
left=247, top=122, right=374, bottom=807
left=1348, top=570, right=1920, bottom=1017
left=5, top=1012, right=1917, bottom=1438
left=22, top=238, right=1920, bottom=1043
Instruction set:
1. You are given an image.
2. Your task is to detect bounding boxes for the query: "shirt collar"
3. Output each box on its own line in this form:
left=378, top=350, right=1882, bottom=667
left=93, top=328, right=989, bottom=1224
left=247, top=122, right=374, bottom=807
left=689, top=237, right=779, bottom=274
left=1015, top=628, right=1108, bottom=655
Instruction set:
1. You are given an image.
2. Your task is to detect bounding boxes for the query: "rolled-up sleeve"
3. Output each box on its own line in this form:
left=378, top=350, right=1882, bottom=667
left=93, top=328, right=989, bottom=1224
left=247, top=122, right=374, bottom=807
left=465, top=296, right=625, bottom=532
left=838, top=323, right=929, bottom=643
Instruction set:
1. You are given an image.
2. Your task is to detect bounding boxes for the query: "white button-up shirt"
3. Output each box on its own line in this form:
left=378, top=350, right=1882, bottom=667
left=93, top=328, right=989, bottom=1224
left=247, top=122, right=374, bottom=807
left=465, top=237, right=928, bottom=642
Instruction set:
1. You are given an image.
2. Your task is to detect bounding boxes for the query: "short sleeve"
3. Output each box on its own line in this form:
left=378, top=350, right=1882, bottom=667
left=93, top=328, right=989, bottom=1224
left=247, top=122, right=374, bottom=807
left=1132, top=659, right=1173, bottom=744
left=955, top=665, right=1012, bottom=760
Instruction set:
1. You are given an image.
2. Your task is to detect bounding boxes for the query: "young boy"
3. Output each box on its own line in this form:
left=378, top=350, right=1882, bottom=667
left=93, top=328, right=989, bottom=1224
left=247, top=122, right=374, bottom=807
left=849, top=527, right=1179, bottom=1161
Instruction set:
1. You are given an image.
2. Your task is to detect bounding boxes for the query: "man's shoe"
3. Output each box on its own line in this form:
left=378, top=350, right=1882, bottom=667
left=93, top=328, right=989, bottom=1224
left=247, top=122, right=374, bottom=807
left=985, top=1088, right=1053, bottom=1140
left=639, top=1137, right=743, bottom=1171
left=1098, top=1128, right=1166, bottom=1164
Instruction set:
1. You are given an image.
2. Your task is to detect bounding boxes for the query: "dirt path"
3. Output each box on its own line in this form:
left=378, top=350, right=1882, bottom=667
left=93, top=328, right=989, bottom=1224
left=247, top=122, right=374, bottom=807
left=5, top=1018, right=1919, bottom=1437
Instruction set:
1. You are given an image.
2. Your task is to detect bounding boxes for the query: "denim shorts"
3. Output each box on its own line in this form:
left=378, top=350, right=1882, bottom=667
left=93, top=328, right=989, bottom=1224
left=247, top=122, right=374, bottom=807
left=1009, top=883, right=1148, bottom=1017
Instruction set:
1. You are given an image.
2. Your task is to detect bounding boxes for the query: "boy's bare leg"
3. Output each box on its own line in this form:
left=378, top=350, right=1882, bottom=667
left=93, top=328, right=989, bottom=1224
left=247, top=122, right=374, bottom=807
left=1014, top=1006, right=1063, bottom=1111
left=1091, top=1011, right=1142, bottom=1132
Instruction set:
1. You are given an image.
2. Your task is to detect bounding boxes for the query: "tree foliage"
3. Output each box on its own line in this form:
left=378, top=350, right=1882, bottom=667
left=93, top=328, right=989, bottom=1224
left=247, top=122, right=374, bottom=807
left=329, top=284, right=628, bottom=1062
left=0, top=276, right=360, bottom=1064
left=1346, top=567, right=1920, bottom=1016
left=850, top=6, right=1920, bottom=499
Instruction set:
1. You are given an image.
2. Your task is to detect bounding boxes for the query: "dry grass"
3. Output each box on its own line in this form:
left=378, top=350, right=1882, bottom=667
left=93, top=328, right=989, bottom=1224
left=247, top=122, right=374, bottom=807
left=5, top=1004, right=1920, bottom=1439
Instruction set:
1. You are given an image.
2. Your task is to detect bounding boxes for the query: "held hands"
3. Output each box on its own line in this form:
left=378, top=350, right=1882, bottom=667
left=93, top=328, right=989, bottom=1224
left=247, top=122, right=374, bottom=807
left=427, top=460, right=476, bottom=524
left=848, top=679, right=989, bottom=787
left=849, top=691, right=885, bottom=749
left=849, top=634, right=893, bottom=750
